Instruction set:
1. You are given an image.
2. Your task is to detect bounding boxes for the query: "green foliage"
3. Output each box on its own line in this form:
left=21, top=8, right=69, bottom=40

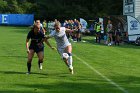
left=0, top=0, right=8, bottom=13
left=0, top=0, right=123, bottom=20
left=20, top=2, right=35, bottom=13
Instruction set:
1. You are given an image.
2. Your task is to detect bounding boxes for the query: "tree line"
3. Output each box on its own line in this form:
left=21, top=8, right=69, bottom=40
left=0, top=0, right=123, bottom=21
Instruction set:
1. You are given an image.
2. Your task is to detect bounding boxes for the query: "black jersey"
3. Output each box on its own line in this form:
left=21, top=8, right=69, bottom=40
left=27, top=31, right=45, bottom=48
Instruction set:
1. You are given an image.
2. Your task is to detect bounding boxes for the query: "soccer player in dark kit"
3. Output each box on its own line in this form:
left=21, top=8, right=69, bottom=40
left=26, top=24, right=54, bottom=74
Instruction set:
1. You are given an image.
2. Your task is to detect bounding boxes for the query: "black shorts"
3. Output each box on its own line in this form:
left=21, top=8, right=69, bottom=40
left=76, top=29, right=81, bottom=34
left=96, top=32, right=101, bottom=35
left=116, top=32, right=121, bottom=36
left=108, top=31, right=113, bottom=34
left=29, top=45, right=44, bottom=53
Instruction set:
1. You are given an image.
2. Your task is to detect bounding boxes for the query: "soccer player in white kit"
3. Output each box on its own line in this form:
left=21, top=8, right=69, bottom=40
left=46, top=22, right=74, bottom=74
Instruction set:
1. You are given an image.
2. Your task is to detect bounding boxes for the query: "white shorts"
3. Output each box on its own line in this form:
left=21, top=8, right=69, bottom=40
left=57, top=47, right=66, bottom=58
left=57, top=43, right=71, bottom=58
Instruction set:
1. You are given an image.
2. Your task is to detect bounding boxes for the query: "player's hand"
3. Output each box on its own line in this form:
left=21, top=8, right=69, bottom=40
left=27, top=49, right=30, bottom=54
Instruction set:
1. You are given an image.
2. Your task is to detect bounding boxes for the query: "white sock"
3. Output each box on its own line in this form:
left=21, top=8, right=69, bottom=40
left=68, top=56, right=73, bottom=69
left=40, top=63, right=43, bottom=69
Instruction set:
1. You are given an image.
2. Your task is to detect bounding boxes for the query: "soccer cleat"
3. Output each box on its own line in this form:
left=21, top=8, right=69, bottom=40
left=108, top=43, right=112, bottom=46
left=26, top=72, right=30, bottom=75
left=71, top=70, right=74, bottom=74
left=69, top=67, right=74, bottom=74
left=39, top=63, right=43, bottom=70
left=39, top=64, right=42, bottom=70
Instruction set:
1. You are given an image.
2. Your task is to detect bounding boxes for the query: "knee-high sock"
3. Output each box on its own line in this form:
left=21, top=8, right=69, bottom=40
left=27, top=63, right=31, bottom=72
left=68, top=55, right=73, bottom=68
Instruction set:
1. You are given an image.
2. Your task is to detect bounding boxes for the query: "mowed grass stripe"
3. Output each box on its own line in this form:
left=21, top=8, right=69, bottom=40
left=0, top=26, right=140, bottom=93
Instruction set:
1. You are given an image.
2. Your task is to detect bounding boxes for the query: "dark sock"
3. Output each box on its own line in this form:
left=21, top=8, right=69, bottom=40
left=99, top=37, right=101, bottom=43
left=77, top=38, right=80, bottom=42
left=118, top=41, right=119, bottom=46
left=115, top=41, right=116, bottom=45
left=96, top=37, right=97, bottom=43
left=27, top=63, right=31, bottom=72
left=79, top=37, right=81, bottom=41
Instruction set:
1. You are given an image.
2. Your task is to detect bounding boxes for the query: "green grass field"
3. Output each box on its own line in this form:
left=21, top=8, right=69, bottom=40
left=0, top=26, right=140, bottom=93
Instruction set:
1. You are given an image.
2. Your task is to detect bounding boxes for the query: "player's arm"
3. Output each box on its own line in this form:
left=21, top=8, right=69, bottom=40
left=65, top=28, right=73, bottom=33
left=43, top=30, right=56, bottom=50
left=26, top=31, right=31, bottom=53
left=44, top=37, right=56, bottom=50
left=42, top=30, right=55, bottom=50
left=42, top=27, right=46, bottom=34
left=45, top=30, right=55, bottom=39
left=110, top=24, right=113, bottom=30
left=100, top=26, right=102, bottom=30
left=45, top=35, right=51, bottom=39
left=26, top=39, right=30, bottom=53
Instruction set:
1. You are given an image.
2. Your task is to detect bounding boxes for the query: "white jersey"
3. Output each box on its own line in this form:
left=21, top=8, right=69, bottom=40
left=49, top=27, right=71, bottom=48
left=107, top=23, right=113, bottom=32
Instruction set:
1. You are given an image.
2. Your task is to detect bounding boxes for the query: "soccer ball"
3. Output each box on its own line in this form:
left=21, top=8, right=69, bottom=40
left=62, top=53, right=69, bottom=59
left=108, top=43, right=112, bottom=46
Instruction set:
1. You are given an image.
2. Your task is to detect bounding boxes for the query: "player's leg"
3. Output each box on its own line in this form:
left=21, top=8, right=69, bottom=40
left=117, top=35, right=120, bottom=45
left=58, top=48, right=69, bottom=67
left=27, top=49, right=35, bottom=74
left=98, top=32, right=101, bottom=43
left=37, top=51, right=44, bottom=70
left=77, top=31, right=81, bottom=42
left=110, top=33, right=113, bottom=44
left=108, top=33, right=112, bottom=46
left=65, top=45, right=73, bottom=74
left=96, top=32, right=98, bottom=43
left=63, top=57, right=69, bottom=67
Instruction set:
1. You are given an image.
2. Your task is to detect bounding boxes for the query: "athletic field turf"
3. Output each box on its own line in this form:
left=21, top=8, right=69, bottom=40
left=0, top=26, right=140, bottom=93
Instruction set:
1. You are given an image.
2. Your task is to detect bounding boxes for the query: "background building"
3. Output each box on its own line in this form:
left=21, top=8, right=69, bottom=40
left=123, top=0, right=140, bottom=21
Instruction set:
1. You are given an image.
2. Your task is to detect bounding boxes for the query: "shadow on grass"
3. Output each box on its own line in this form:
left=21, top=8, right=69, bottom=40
left=0, top=71, right=26, bottom=74
left=26, top=75, right=140, bottom=93
left=0, top=55, right=38, bottom=58
left=0, top=71, right=48, bottom=76
left=0, top=71, right=140, bottom=93
left=0, top=55, right=27, bottom=58
left=109, top=74, right=140, bottom=93
left=3, top=82, right=123, bottom=93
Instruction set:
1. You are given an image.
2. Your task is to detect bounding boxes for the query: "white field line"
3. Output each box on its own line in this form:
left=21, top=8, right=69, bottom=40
left=50, top=40, right=128, bottom=93
left=73, top=54, right=128, bottom=93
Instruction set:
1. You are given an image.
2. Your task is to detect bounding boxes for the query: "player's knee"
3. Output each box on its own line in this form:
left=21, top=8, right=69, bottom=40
left=67, top=53, right=72, bottom=56
left=27, top=59, right=32, bottom=63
